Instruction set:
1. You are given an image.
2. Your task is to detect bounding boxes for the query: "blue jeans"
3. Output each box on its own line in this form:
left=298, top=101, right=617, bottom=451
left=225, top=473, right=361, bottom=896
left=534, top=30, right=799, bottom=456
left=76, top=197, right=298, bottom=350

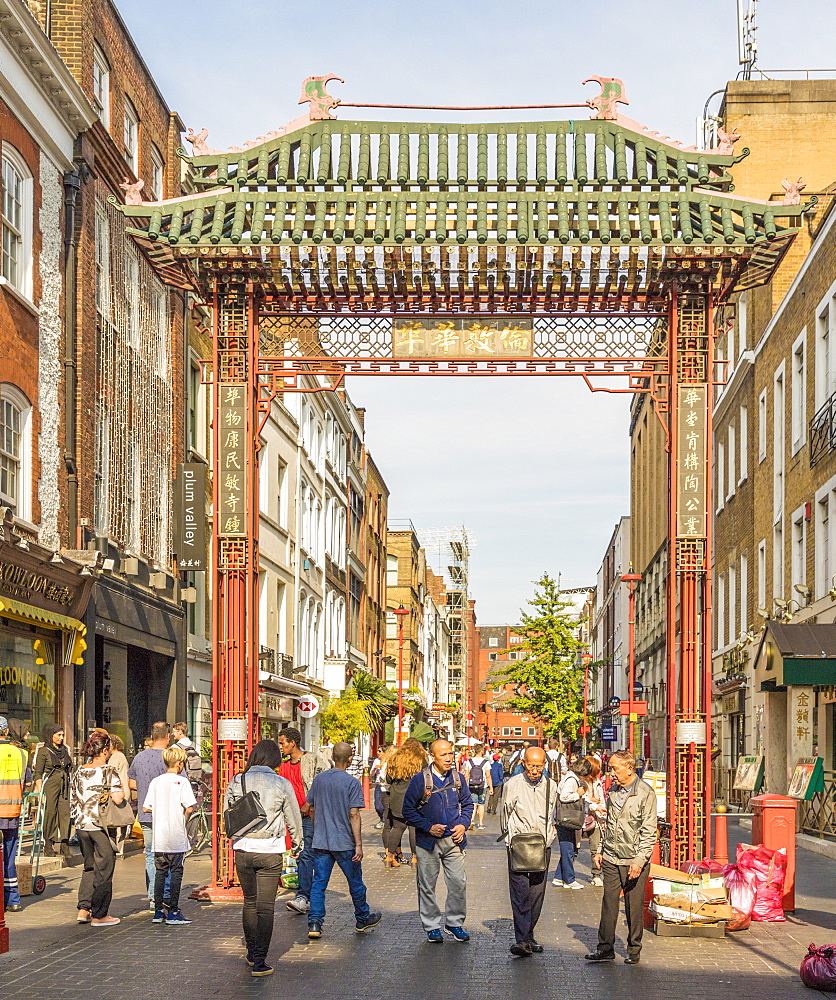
left=1, top=825, right=20, bottom=907
left=297, top=814, right=314, bottom=901
left=308, top=848, right=370, bottom=925
left=142, top=825, right=171, bottom=903
left=554, top=826, right=577, bottom=884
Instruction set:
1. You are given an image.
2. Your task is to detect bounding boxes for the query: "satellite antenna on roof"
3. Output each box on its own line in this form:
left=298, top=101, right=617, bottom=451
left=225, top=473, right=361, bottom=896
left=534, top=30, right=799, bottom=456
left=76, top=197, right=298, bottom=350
left=737, top=0, right=759, bottom=81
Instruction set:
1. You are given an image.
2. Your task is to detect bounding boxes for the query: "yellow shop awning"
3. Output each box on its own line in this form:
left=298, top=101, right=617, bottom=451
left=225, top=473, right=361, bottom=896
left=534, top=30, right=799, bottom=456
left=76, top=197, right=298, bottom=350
left=0, top=597, right=87, bottom=665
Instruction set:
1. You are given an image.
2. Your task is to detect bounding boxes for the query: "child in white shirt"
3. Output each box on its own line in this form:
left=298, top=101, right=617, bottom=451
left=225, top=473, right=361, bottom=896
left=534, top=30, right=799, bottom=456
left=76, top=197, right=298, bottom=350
left=143, top=745, right=197, bottom=924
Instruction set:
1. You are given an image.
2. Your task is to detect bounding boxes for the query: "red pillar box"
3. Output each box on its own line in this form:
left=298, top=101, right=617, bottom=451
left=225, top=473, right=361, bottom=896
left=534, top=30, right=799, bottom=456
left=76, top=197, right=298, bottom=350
left=750, top=794, right=798, bottom=912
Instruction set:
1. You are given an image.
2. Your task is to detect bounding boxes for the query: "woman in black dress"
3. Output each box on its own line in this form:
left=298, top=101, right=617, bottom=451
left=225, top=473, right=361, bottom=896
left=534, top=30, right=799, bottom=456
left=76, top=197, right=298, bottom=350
left=33, top=724, right=73, bottom=857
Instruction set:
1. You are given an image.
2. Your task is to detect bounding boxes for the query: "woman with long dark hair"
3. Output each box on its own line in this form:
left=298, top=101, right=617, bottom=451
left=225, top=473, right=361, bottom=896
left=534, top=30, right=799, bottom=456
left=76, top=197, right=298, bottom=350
left=69, top=731, right=124, bottom=926
left=33, top=724, right=73, bottom=857
left=552, top=756, right=592, bottom=890
left=383, top=737, right=427, bottom=867
left=223, top=740, right=303, bottom=978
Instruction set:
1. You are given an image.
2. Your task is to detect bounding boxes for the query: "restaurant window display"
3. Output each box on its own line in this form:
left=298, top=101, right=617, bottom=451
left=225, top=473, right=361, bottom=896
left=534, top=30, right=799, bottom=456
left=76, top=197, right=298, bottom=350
left=0, top=629, right=58, bottom=738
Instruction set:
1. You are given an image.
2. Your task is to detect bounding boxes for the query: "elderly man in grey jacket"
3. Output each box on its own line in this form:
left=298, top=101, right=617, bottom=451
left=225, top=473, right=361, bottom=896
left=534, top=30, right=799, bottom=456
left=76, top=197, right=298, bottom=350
left=500, top=746, right=557, bottom=957
left=585, top=750, right=657, bottom=965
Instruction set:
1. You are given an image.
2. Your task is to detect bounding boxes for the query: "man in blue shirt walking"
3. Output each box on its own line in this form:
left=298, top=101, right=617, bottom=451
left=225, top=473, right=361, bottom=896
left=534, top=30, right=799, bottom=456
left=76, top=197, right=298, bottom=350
left=305, top=742, right=381, bottom=940
left=402, top=739, right=474, bottom=943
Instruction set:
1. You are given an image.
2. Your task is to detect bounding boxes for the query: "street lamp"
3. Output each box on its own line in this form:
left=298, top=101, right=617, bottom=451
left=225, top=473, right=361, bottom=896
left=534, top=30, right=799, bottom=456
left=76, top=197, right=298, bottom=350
left=621, top=568, right=643, bottom=754
left=392, top=604, right=410, bottom=745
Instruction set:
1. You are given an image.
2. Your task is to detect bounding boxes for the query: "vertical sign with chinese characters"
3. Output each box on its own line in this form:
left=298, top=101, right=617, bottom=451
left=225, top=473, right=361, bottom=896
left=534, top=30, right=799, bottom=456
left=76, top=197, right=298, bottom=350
left=218, top=383, right=248, bottom=536
left=789, top=686, right=814, bottom=763
left=676, top=384, right=708, bottom=538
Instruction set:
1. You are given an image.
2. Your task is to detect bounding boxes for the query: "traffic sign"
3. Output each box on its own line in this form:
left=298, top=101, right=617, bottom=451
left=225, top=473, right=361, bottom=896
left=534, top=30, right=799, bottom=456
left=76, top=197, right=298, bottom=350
left=633, top=681, right=644, bottom=694
left=609, top=696, right=621, bottom=708
left=297, top=694, right=320, bottom=718
left=601, top=726, right=618, bottom=742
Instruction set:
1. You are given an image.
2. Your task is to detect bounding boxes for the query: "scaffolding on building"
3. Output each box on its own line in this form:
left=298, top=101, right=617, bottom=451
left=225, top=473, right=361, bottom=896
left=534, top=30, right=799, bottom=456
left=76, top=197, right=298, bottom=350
left=420, top=526, right=472, bottom=712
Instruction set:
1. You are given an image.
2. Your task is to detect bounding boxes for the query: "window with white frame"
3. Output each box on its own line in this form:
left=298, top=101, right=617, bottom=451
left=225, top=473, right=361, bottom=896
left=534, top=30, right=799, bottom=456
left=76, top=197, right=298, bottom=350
left=94, top=201, right=110, bottom=316
left=739, top=406, right=748, bottom=483
left=758, top=389, right=767, bottom=463
left=123, top=96, right=139, bottom=174
left=716, top=441, right=725, bottom=512
left=740, top=553, right=748, bottom=635
left=1, top=148, right=32, bottom=297
left=92, top=43, right=110, bottom=128
left=527, top=727, right=536, bottom=737
left=510, top=635, right=522, bottom=643
left=773, top=521, right=784, bottom=602
left=93, top=401, right=109, bottom=534
left=816, top=482, right=836, bottom=599
left=488, top=637, right=499, bottom=647
left=0, top=385, right=31, bottom=519
left=774, top=365, right=785, bottom=519
left=737, top=292, right=748, bottom=357
left=791, top=331, right=807, bottom=454
left=153, top=283, right=168, bottom=376
left=150, top=143, right=164, bottom=201
left=727, top=423, right=736, bottom=500
left=489, top=653, right=497, bottom=661
left=716, top=572, right=726, bottom=647
left=757, top=539, right=766, bottom=612
left=815, top=281, right=836, bottom=410
left=386, top=554, right=398, bottom=586
left=728, top=562, right=737, bottom=645
left=791, top=507, right=806, bottom=594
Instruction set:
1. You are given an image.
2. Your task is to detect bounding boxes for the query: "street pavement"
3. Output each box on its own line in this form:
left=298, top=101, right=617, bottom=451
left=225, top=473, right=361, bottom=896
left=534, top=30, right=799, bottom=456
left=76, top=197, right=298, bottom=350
left=0, top=816, right=833, bottom=998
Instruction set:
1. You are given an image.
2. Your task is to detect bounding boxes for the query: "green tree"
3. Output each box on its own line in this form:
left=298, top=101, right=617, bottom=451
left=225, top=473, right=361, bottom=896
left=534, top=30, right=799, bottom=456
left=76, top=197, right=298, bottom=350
left=350, top=670, right=396, bottom=732
left=319, top=688, right=370, bottom=743
left=494, top=572, right=584, bottom=740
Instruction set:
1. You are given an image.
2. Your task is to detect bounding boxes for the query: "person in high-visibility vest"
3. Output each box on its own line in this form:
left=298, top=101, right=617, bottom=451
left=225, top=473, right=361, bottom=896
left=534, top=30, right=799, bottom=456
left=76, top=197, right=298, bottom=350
left=0, top=715, right=30, bottom=911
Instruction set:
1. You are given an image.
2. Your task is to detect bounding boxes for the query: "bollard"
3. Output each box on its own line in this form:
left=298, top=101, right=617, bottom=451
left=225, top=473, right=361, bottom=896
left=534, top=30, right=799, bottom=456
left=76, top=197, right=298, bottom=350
left=361, top=766, right=370, bottom=809
left=713, top=804, right=729, bottom=866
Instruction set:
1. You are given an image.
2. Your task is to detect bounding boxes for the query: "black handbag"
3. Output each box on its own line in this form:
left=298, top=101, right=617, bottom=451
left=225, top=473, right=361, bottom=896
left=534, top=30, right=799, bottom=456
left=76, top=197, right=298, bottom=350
left=556, top=778, right=586, bottom=830
left=504, top=773, right=551, bottom=874
left=223, top=773, right=267, bottom=839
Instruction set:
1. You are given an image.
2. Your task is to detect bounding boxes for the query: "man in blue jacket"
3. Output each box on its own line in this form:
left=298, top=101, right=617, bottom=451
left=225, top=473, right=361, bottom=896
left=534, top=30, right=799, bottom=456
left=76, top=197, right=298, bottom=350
left=402, top=739, right=474, bottom=943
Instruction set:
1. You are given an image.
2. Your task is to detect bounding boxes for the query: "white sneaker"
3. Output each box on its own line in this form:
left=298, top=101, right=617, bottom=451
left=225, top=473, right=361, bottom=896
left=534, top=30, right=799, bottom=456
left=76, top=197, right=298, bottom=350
left=286, top=896, right=309, bottom=913
left=551, top=878, right=564, bottom=887
left=564, top=881, right=585, bottom=889
left=591, top=876, right=604, bottom=887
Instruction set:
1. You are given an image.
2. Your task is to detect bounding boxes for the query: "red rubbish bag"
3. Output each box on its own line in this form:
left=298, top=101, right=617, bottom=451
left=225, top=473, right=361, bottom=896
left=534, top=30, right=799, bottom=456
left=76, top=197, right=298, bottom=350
left=722, top=862, right=756, bottom=931
left=736, top=843, right=787, bottom=922
left=800, top=944, right=836, bottom=992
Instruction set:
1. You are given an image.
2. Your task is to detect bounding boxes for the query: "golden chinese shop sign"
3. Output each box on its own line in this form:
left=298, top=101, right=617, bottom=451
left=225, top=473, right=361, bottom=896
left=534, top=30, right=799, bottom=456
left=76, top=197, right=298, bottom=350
left=676, top=384, right=707, bottom=538
left=392, top=318, right=533, bottom=358
left=218, top=383, right=248, bottom=536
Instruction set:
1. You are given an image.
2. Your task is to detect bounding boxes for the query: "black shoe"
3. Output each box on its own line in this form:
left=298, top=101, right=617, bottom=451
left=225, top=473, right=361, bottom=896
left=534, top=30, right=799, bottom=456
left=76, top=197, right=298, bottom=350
left=251, top=962, right=273, bottom=977
left=585, top=950, right=615, bottom=962
left=7, top=904, right=22, bottom=912
left=624, top=954, right=641, bottom=965
left=527, top=938, right=544, bottom=953
left=510, top=941, right=533, bottom=957
left=355, top=911, right=382, bottom=933
left=308, top=922, right=322, bottom=939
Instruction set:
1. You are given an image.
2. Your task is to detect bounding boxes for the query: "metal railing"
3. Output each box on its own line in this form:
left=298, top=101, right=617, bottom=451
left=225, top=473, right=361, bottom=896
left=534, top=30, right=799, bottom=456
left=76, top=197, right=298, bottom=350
left=810, top=391, right=836, bottom=467
left=799, top=769, right=836, bottom=839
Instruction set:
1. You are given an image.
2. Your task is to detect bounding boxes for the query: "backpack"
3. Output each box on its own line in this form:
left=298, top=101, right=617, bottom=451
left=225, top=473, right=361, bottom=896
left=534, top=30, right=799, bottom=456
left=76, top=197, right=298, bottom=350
left=467, top=759, right=486, bottom=789
left=547, top=753, right=565, bottom=782
left=418, top=766, right=463, bottom=807
left=501, top=753, right=513, bottom=776
left=183, top=745, right=203, bottom=782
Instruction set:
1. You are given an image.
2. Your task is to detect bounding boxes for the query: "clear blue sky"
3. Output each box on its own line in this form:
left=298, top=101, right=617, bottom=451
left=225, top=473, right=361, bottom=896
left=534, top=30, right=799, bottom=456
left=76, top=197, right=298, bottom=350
left=116, top=0, right=836, bottom=621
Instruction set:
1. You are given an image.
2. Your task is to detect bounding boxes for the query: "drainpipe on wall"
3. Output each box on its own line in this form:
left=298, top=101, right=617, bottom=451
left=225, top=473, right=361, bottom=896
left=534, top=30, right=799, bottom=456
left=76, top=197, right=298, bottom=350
left=62, top=166, right=82, bottom=547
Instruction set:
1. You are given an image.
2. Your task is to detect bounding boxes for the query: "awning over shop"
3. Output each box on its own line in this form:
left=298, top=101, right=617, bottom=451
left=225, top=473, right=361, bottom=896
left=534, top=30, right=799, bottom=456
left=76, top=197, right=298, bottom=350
left=0, top=597, right=87, bottom=665
left=756, top=621, right=836, bottom=687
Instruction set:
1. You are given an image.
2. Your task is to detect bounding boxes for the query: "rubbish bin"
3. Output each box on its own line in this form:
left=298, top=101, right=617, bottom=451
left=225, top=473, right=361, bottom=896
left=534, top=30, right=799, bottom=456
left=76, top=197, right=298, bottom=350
left=750, top=794, right=797, bottom=912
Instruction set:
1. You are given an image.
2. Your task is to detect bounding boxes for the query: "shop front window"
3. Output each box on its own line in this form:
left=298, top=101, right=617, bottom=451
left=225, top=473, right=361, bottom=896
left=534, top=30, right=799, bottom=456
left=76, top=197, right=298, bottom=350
left=0, top=632, right=57, bottom=738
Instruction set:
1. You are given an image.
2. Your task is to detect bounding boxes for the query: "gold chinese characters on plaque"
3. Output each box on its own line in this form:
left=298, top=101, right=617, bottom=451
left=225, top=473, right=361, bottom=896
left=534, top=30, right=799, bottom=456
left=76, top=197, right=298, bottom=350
left=392, top=318, right=533, bottom=358
left=218, top=383, right=248, bottom=536
left=677, top=384, right=707, bottom=538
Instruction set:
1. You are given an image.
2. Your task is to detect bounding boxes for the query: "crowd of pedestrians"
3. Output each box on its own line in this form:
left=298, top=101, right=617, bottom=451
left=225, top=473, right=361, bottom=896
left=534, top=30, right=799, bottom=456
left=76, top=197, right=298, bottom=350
left=0, top=715, right=659, bottom=977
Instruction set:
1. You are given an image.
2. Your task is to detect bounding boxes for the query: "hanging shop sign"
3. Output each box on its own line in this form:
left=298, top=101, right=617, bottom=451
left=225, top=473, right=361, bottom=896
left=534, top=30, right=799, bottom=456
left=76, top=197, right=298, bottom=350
left=392, top=317, right=533, bottom=358
left=173, top=463, right=207, bottom=570
left=217, top=384, right=249, bottom=537
left=676, top=384, right=708, bottom=539
left=296, top=694, right=320, bottom=718
left=0, top=560, right=74, bottom=608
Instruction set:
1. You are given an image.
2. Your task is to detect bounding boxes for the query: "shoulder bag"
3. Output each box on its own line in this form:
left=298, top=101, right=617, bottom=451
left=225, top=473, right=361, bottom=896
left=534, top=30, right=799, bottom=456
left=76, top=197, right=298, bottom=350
left=98, top=767, right=135, bottom=829
left=503, top=775, right=551, bottom=874
left=223, top=772, right=267, bottom=839
left=556, top=776, right=586, bottom=830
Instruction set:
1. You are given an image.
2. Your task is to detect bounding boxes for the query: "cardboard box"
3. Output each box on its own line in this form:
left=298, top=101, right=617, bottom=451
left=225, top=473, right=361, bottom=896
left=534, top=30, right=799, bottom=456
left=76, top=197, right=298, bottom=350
left=650, top=863, right=701, bottom=884
left=652, top=917, right=726, bottom=939
left=651, top=879, right=697, bottom=895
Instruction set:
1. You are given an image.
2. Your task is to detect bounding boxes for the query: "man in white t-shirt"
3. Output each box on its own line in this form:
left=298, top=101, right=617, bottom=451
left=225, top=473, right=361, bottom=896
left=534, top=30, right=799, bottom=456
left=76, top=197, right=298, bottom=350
left=545, top=739, right=568, bottom=781
left=143, top=745, right=197, bottom=925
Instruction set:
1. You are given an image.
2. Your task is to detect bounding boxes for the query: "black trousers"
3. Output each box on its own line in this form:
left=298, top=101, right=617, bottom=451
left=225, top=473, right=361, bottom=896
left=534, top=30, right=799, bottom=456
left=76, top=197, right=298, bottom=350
left=507, top=847, right=550, bottom=944
left=77, top=830, right=115, bottom=919
left=384, top=809, right=416, bottom=855
left=597, top=858, right=649, bottom=956
left=41, top=774, right=71, bottom=845
left=155, top=852, right=185, bottom=910
left=235, top=851, right=283, bottom=963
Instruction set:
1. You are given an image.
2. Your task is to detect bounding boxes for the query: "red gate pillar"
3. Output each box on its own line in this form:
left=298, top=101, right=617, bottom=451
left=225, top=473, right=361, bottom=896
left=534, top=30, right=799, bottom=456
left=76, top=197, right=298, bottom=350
left=666, top=284, right=714, bottom=866
left=204, top=279, right=260, bottom=894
